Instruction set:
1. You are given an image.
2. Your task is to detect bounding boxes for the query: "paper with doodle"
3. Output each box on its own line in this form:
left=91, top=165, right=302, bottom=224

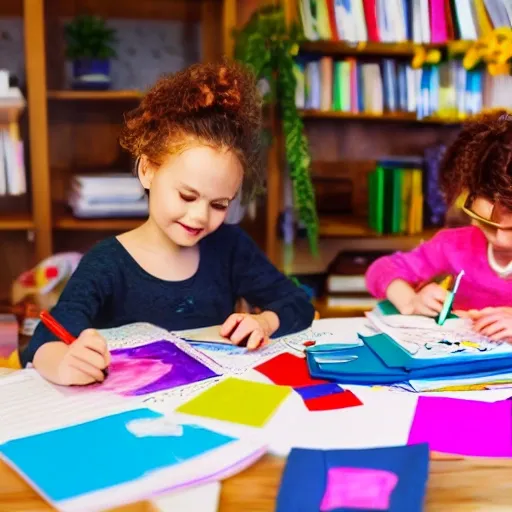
left=188, top=341, right=288, bottom=374
left=366, top=312, right=512, bottom=358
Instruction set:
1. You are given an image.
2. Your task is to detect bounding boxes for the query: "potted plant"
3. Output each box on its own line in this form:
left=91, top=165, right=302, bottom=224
left=234, top=6, right=319, bottom=257
left=64, top=14, right=117, bottom=90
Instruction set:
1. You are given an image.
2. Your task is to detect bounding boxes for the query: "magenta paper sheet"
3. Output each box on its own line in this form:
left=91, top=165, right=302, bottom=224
left=408, top=396, right=512, bottom=457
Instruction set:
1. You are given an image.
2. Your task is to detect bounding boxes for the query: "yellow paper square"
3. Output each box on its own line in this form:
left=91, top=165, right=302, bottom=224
left=176, top=377, right=291, bottom=427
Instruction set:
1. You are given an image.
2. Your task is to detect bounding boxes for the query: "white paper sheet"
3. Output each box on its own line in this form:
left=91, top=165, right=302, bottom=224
left=266, top=386, right=419, bottom=456
left=0, top=370, right=139, bottom=443
left=279, top=317, right=368, bottom=355
left=151, top=482, right=220, bottom=512
left=57, top=438, right=264, bottom=512
left=174, top=325, right=289, bottom=374
left=366, top=311, right=512, bottom=359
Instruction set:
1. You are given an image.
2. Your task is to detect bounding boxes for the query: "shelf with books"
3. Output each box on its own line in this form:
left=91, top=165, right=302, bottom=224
left=299, top=109, right=463, bottom=124
left=47, top=90, right=143, bottom=101
left=277, top=225, right=439, bottom=276
left=53, top=198, right=145, bottom=231
left=319, top=214, right=438, bottom=240
left=299, top=40, right=473, bottom=58
left=53, top=214, right=145, bottom=231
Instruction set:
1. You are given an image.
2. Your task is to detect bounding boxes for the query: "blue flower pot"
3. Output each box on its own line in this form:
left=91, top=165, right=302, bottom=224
left=71, top=58, right=111, bottom=90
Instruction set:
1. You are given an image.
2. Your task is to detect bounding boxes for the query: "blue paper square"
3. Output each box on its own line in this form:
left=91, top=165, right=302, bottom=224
left=276, top=443, right=430, bottom=512
left=294, top=383, right=343, bottom=400
left=0, top=408, right=235, bottom=502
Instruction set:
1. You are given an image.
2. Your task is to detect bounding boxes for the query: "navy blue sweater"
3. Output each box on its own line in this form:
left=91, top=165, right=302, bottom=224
left=23, top=225, right=314, bottom=366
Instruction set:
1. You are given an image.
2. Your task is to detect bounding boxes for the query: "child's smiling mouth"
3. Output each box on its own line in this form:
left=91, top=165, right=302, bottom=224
left=177, top=222, right=203, bottom=236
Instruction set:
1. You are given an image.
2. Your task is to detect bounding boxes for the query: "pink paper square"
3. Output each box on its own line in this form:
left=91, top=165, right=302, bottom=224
left=408, top=397, right=512, bottom=457
left=320, top=466, right=398, bottom=511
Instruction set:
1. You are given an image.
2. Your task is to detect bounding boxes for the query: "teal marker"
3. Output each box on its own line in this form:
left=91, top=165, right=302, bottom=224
left=437, top=270, right=465, bottom=326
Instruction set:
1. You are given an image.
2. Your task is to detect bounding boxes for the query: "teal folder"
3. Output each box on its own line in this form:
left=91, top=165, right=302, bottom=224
left=306, top=333, right=512, bottom=385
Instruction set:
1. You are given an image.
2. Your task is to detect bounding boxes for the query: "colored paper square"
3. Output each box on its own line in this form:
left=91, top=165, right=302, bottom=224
left=0, top=409, right=234, bottom=502
left=176, top=377, right=292, bottom=427
left=408, top=397, right=512, bottom=457
left=276, top=444, right=430, bottom=512
left=320, top=467, right=399, bottom=511
left=294, top=383, right=343, bottom=400
left=304, top=390, right=363, bottom=412
left=72, top=340, right=218, bottom=397
left=255, top=352, right=329, bottom=387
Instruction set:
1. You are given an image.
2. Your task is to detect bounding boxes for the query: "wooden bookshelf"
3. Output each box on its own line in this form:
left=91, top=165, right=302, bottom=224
left=299, top=109, right=463, bottom=124
left=276, top=227, right=438, bottom=276
left=0, top=213, right=35, bottom=231
left=47, top=90, right=143, bottom=100
left=299, top=39, right=473, bottom=58
left=319, top=214, right=438, bottom=239
left=54, top=213, right=145, bottom=231
left=0, top=98, right=26, bottom=124
left=0, top=0, right=243, bottom=276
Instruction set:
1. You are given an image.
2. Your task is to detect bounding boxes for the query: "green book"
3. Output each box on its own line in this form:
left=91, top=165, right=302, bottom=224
left=332, top=61, right=343, bottom=111
left=391, top=168, right=404, bottom=234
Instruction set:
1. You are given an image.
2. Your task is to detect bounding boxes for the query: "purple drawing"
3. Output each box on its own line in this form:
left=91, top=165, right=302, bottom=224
left=320, top=467, right=398, bottom=511
left=86, top=340, right=218, bottom=397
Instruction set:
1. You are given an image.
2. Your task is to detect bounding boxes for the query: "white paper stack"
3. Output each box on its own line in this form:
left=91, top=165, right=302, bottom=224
left=68, top=173, right=148, bottom=218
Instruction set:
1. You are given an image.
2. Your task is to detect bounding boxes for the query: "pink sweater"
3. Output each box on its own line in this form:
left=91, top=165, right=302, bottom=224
left=365, top=226, right=512, bottom=311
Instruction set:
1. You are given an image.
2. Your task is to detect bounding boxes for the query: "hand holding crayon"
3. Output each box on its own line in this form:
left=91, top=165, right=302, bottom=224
left=39, top=311, right=110, bottom=386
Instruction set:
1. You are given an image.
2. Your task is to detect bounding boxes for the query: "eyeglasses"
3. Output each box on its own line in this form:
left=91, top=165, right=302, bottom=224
left=462, top=194, right=512, bottom=231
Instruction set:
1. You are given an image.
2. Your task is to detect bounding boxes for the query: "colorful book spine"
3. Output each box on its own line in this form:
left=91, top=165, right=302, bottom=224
left=297, top=0, right=507, bottom=43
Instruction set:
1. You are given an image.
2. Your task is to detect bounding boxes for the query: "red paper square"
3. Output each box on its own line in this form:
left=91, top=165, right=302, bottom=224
left=255, top=352, right=329, bottom=387
left=304, top=390, right=363, bottom=412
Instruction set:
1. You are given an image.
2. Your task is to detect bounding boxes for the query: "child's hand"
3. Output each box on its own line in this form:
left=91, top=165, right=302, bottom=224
left=58, top=329, right=110, bottom=385
left=470, top=307, right=512, bottom=342
left=401, top=283, right=448, bottom=317
left=220, top=313, right=273, bottom=350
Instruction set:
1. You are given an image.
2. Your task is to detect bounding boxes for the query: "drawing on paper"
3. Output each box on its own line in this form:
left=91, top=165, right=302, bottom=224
left=320, top=467, right=398, bottom=511
left=366, top=312, right=512, bottom=359
left=85, top=340, right=219, bottom=396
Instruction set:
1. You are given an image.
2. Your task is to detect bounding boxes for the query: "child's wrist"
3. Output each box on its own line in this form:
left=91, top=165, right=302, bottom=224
left=386, top=279, right=416, bottom=313
left=257, top=311, right=279, bottom=336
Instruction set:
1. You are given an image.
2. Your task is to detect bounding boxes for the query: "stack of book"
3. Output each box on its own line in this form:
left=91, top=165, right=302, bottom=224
left=324, top=250, right=391, bottom=310
left=368, top=156, right=424, bottom=235
left=68, top=173, right=148, bottom=218
left=297, top=0, right=506, bottom=44
left=0, top=80, right=26, bottom=196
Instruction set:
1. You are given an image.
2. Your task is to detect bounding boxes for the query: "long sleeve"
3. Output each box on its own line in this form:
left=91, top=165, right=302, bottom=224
left=230, top=228, right=315, bottom=337
left=365, top=229, right=457, bottom=298
left=22, top=244, right=116, bottom=366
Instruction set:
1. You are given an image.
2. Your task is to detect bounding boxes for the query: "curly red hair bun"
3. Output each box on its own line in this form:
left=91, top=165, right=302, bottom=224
left=120, top=60, right=263, bottom=202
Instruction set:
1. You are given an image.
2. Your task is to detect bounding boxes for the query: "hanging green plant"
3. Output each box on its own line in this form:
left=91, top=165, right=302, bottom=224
left=233, top=5, right=319, bottom=256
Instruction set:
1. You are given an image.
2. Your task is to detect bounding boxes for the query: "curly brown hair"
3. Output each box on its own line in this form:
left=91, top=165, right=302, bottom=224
left=119, top=60, right=263, bottom=203
left=440, top=109, right=512, bottom=209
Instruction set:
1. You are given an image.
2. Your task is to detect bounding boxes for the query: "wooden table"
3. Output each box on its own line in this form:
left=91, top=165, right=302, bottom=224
left=2, top=453, right=512, bottom=511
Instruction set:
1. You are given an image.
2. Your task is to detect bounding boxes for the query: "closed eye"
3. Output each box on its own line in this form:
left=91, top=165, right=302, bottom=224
left=179, top=193, right=196, bottom=202
left=211, top=202, right=228, bottom=211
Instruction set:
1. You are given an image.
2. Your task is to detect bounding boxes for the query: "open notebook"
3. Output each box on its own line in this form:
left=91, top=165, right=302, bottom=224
left=0, top=365, right=265, bottom=512
left=98, top=322, right=290, bottom=376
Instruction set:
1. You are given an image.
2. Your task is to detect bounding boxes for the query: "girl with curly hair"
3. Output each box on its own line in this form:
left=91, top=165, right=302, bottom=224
left=366, top=109, right=512, bottom=341
left=26, top=61, right=314, bottom=386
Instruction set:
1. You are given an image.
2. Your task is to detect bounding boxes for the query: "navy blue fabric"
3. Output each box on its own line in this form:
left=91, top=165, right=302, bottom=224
left=276, top=443, right=430, bottom=512
left=23, top=224, right=314, bottom=366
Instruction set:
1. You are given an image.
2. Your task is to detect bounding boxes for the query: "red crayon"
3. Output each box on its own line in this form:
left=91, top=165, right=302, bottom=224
left=39, top=310, right=108, bottom=377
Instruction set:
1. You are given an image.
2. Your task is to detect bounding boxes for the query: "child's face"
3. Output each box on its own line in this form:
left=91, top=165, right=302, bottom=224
left=468, top=196, right=512, bottom=251
left=141, top=145, right=243, bottom=246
